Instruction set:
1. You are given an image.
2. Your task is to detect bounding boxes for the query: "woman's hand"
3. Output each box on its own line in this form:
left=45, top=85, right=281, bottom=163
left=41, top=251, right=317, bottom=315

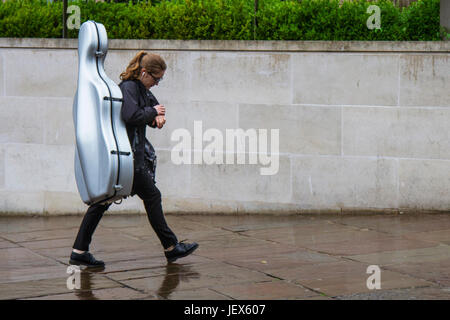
left=155, top=115, right=166, bottom=129
left=154, top=104, right=165, bottom=116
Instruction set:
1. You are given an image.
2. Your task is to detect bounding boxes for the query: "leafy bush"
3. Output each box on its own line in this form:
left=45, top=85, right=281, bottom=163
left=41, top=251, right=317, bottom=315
left=402, top=0, right=440, bottom=40
left=0, top=0, right=442, bottom=40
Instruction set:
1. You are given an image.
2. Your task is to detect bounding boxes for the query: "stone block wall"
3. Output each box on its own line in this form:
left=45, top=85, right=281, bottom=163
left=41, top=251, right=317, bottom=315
left=0, top=39, right=448, bottom=215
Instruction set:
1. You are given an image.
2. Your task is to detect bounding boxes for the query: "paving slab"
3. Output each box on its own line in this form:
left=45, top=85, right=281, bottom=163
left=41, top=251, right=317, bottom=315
left=347, top=244, right=450, bottom=266
left=225, top=249, right=339, bottom=272
left=211, top=280, right=321, bottom=300
left=294, top=270, right=434, bottom=298
left=336, top=286, right=450, bottom=300
left=402, top=229, right=450, bottom=244
left=0, top=240, right=19, bottom=249
left=240, top=222, right=362, bottom=246
left=384, top=259, right=450, bottom=287
left=196, top=242, right=297, bottom=261
left=0, top=247, right=59, bottom=269
left=0, top=216, right=82, bottom=234
left=331, top=214, right=450, bottom=235
left=18, top=237, right=75, bottom=250
left=0, top=264, right=69, bottom=284
left=0, top=213, right=448, bottom=300
left=121, top=262, right=272, bottom=296
left=0, top=272, right=120, bottom=300
left=1, top=227, right=82, bottom=243
left=303, top=236, right=437, bottom=256
left=22, top=286, right=152, bottom=300
left=163, top=287, right=232, bottom=300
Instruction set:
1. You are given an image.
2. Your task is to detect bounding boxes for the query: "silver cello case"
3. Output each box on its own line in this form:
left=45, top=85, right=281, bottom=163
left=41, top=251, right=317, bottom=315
left=73, top=21, right=133, bottom=206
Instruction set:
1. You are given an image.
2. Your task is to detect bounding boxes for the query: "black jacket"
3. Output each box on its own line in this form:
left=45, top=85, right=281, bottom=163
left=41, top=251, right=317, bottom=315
left=119, top=79, right=159, bottom=171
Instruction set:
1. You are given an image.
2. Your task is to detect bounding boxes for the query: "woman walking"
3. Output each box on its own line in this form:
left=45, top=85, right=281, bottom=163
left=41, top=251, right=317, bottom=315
left=69, top=51, right=198, bottom=267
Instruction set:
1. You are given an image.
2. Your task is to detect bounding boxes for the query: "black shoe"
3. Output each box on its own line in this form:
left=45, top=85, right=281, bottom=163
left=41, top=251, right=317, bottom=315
left=69, top=251, right=105, bottom=269
left=165, top=241, right=199, bottom=263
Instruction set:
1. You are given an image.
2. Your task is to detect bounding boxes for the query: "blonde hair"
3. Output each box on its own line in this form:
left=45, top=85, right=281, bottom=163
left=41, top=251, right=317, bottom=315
left=119, top=51, right=167, bottom=81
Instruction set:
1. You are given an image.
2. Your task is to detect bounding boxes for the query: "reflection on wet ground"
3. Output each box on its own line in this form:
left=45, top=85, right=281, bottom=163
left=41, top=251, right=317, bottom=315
left=61, top=263, right=201, bottom=300
left=0, top=213, right=449, bottom=300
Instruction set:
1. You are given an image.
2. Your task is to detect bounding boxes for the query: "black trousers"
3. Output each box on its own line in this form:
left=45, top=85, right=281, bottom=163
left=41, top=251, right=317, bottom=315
left=72, top=169, right=178, bottom=252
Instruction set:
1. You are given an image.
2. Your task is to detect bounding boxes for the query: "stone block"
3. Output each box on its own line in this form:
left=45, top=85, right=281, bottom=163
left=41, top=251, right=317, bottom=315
left=399, top=54, right=450, bottom=107
left=151, top=150, right=191, bottom=198
left=292, top=156, right=398, bottom=209
left=399, top=159, right=450, bottom=211
left=292, top=53, right=399, bottom=106
left=0, top=190, right=44, bottom=214
left=43, top=191, right=86, bottom=215
left=162, top=196, right=238, bottom=214
left=5, top=144, right=77, bottom=193
left=343, top=106, right=450, bottom=159
left=0, top=144, right=4, bottom=189
left=0, top=52, right=3, bottom=96
left=239, top=103, right=341, bottom=155
left=0, top=97, right=44, bottom=144
left=4, top=49, right=78, bottom=97
left=43, top=98, right=75, bottom=145
left=190, top=52, right=291, bottom=104
left=189, top=152, right=291, bottom=203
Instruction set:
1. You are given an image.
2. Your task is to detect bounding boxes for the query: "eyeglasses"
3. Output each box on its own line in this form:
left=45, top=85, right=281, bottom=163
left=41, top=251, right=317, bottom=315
left=149, top=73, right=163, bottom=84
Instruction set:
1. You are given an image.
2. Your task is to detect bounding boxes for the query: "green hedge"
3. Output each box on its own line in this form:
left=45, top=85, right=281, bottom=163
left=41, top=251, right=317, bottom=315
left=0, top=0, right=443, bottom=40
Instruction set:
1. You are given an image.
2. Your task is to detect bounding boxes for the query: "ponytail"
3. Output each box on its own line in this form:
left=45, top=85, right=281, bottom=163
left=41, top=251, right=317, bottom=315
left=119, top=51, right=147, bottom=81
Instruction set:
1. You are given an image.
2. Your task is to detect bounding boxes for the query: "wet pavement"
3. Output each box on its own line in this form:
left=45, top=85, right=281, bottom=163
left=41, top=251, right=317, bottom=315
left=0, top=213, right=449, bottom=300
